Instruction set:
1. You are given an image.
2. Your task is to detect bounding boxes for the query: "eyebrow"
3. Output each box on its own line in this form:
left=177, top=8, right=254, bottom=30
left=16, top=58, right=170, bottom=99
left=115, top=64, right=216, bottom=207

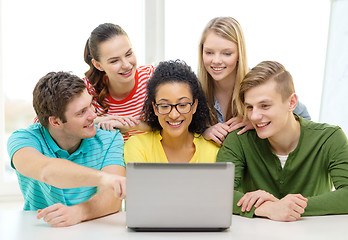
left=156, top=97, right=191, bottom=102
left=244, top=99, right=272, bottom=106
left=107, top=48, right=133, bottom=62
left=203, top=47, right=235, bottom=51
left=75, top=97, right=93, bottom=115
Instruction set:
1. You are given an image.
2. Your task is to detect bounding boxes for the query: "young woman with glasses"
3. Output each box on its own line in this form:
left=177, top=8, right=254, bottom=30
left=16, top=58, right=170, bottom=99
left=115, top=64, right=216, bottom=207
left=124, top=60, right=219, bottom=163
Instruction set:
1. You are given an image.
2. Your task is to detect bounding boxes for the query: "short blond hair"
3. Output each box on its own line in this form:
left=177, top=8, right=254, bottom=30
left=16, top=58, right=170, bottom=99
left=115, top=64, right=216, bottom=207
left=240, top=61, right=295, bottom=104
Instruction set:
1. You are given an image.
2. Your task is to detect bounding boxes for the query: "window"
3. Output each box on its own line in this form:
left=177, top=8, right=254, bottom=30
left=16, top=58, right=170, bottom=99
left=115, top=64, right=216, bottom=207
left=320, top=0, right=348, bottom=135
left=0, top=0, right=145, bottom=197
left=164, top=0, right=331, bottom=122
left=1, top=0, right=343, bottom=200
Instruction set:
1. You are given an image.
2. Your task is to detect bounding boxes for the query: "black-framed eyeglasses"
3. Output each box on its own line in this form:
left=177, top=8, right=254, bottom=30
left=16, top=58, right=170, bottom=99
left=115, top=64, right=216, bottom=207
left=154, top=102, right=194, bottom=114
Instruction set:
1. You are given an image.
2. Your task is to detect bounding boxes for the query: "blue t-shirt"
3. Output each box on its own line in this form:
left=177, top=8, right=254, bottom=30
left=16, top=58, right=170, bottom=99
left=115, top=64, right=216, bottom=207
left=7, top=123, right=125, bottom=210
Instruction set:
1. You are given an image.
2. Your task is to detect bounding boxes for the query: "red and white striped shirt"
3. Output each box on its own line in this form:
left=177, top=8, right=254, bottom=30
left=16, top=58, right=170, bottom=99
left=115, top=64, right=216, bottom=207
left=83, top=65, right=155, bottom=141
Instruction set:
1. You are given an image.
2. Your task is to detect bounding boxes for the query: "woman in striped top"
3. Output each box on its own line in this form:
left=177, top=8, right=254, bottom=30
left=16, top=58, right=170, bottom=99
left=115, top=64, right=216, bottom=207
left=84, top=23, right=154, bottom=141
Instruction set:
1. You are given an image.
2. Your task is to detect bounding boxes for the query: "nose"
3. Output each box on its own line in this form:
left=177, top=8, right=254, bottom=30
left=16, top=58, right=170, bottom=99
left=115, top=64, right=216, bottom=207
left=168, top=106, right=180, bottom=119
left=88, top=105, right=97, bottom=120
left=249, top=108, right=262, bottom=122
left=122, top=59, right=131, bottom=69
left=212, top=54, right=222, bottom=64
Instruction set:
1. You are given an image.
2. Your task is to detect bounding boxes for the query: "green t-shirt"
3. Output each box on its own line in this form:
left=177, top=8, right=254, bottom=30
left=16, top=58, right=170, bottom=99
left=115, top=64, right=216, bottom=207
left=217, top=116, right=348, bottom=217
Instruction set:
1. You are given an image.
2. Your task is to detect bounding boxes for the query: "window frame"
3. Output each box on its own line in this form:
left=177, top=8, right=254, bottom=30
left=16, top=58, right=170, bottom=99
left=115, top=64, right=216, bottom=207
left=0, top=0, right=160, bottom=198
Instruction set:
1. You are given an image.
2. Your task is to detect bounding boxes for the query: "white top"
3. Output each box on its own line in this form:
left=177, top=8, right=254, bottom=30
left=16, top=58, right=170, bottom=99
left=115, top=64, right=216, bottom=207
left=276, top=154, right=289, bottom=168
left=1, top=210, right=348, bottom=240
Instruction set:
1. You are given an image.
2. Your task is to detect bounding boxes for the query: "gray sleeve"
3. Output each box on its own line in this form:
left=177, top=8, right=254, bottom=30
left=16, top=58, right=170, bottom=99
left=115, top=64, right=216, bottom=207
left=294, top=100, right=311, bottom=120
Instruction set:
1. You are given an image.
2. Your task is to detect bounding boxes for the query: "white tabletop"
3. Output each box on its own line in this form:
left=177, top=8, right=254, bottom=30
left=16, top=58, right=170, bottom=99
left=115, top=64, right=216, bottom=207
left=1, top=210, right=347, bottom=240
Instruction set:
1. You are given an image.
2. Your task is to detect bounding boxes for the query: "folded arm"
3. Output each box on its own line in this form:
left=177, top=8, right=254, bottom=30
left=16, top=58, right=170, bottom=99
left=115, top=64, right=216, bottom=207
left=254, top=194, right=308, bottom=221
left=234, top=190, right=308, bottom=222
left=237, top=190, right=278, bottom=212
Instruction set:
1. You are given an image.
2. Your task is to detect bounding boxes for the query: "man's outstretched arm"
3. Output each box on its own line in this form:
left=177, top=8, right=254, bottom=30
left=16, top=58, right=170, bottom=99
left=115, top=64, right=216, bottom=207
left=36, top=165, right=126, bottom=227
left=12, top=147, right=125, bottom=193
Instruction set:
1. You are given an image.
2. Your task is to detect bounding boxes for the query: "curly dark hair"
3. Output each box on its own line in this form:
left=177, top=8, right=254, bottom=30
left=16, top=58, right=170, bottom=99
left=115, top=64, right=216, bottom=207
left=143, top=60, right=210, bottom=134
left=33, top=71, right=86, bottom=129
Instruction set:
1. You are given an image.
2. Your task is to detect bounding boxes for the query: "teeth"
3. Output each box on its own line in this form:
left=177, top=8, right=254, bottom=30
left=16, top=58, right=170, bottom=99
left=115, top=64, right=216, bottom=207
left=257, top=122, right=268, bottom=128
left=212, top=67, right=224, bottom=71
left=168, top=121, right=181, bottom=126
left=122, top=69, right=131, bottom=75
left=86, top=123, right=94, bottom=128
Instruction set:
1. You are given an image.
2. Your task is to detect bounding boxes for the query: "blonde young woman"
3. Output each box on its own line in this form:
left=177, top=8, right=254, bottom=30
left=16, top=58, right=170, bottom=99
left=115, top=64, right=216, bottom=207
left=198, top=17, right=311, bottom=145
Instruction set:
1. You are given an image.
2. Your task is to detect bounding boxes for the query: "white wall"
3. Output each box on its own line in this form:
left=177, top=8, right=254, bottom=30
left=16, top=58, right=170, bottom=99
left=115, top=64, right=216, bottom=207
left=165, top=0, right=331, bottom=122
left=0, top=0, right=145, bottom=195
left=1, top=0, right=346, bottom=197
left=1, top=0, right=145, bottom=102
left=320, top=0, right=348, bottom=135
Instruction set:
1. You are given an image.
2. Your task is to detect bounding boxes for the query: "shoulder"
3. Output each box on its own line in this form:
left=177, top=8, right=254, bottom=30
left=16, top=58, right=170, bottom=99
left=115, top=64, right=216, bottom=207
left=217, top=128, right=263, bottom=161
left=82, top=77, right=96, bottom=95
left=125, top=131, right=158, bottom=147
left=193, top=135, right=220, bottom=162
left=299, top=118, right=348, bottom=154
left=299, top=117, right=342, bottom=137
left=299, top=118, right=348, bottom=165
left=8, top=123, right=44, bottom=141
left=133, top=65, right=154, bottom=91
left=136, top=65, right=155, bottom=80
left=124, top=132, right=160, bottom=163
left=91, top=127, right=124, bottom=146
left=294, top=101, right=311, bottom=120
left=82, top=76, right=91, bottom=86
left=137, top=65, right=155, bottom=73
left=224, top=128, right=259, bottom=147
left=7, top=123, right=47, bottom=160
left=194, top=134, right=220, bottom=154
left=194, top=134, right=219, bottom=148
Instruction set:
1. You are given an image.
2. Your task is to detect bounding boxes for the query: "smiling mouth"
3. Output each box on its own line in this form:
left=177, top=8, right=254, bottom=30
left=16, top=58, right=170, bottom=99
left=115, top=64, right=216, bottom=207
left=211, top=67, right=225, bottom=71
left=167, top=121, right=183, bottom=127
left=84, top=122, right=94, bottom=128
left=256, top=122, right=270, bottom=128
left=120, top=68, right=132, bottom=76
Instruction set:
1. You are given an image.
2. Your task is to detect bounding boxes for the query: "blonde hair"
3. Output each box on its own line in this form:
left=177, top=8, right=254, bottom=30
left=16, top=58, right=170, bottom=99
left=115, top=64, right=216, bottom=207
left=240, top=61, right=295, bottom=105
left=198, top=17, right=248, bottom=124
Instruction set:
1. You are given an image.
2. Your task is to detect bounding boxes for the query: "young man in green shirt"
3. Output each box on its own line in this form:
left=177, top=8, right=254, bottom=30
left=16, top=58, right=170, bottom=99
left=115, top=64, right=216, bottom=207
left=217, top=61, right=348, bottom=221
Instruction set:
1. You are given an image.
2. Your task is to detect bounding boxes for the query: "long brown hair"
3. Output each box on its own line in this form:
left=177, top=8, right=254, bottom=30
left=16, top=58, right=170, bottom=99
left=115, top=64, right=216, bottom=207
left=84, top=23, right=128, bottom=113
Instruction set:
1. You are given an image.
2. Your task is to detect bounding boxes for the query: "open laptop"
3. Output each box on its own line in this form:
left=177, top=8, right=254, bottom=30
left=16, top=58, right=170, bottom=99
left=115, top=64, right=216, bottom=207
left=126, top=162, right=234, bottom=231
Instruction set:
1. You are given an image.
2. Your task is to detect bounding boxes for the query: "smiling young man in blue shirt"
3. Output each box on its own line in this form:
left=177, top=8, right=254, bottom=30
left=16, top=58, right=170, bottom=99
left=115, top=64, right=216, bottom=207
left=8, top=72, right=126, bottom=227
